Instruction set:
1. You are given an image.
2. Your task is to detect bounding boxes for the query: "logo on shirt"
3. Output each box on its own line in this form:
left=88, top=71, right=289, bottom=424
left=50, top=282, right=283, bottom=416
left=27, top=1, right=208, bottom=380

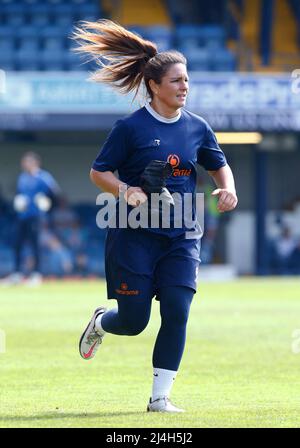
left=154, top=139, right=160, bottom=147
left=167, top=154, right=180, bottom=168
left=167, top=154, right=192, bottom=177
left=173, top=168, right=192, bottom=176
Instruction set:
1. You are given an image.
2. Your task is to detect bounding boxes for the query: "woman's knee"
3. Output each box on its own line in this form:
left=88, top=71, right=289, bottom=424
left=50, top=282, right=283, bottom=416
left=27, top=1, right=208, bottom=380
left=162, top=305, right=189, bottom=328
left=117, top=299, right=151, bottom=335
left=120, top=316, right=149, bottom=335
left=159, top=286, right=194, bottom=327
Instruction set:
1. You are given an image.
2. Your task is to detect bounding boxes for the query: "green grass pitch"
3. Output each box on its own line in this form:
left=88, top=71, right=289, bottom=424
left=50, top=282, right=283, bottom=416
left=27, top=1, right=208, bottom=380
left=0, top=278, right=300, bottom=428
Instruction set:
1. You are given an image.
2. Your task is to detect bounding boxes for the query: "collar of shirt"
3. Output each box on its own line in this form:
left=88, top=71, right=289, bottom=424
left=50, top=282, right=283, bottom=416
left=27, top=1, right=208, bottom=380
left=144, top=102, right=181, bottom=124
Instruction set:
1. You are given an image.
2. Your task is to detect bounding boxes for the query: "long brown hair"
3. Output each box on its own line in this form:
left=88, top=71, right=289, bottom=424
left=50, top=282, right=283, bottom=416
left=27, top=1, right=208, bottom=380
left=72, top=19, right=186, bottom=99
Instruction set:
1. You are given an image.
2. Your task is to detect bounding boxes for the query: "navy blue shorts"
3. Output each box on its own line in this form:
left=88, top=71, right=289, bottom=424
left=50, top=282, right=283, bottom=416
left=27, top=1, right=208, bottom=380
left=105, top=228, right=201, bottom=300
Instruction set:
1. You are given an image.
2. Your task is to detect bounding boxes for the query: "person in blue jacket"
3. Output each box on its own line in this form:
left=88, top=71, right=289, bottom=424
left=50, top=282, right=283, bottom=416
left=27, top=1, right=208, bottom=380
left=74, top=20, right=238, bottom=412
left=4, top=152, right=60, bottom=286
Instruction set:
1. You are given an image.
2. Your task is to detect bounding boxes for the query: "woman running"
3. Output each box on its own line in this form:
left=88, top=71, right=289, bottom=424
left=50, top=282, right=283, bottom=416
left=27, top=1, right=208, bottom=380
left=73, top=20, right=238, bottom=413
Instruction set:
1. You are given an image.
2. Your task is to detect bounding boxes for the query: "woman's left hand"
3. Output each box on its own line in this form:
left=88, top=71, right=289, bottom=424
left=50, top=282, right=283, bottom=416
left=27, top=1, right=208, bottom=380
left=211, top=188, right=238, bottom=213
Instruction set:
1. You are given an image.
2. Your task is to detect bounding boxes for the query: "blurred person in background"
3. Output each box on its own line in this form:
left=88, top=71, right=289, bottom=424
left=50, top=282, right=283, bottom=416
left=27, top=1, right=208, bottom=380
left=0, top=184, right=8, bottom=215
left=51, top=196, right=89, bottom=276
left=59, top=218, right=89, bottom=277
left=39, top=219, right=73, bottom=277
left=1, top=151, right=60, bottom=286
left=270, top=225, right=297, bottom=275
left=51, top=196, right=79, bottom=230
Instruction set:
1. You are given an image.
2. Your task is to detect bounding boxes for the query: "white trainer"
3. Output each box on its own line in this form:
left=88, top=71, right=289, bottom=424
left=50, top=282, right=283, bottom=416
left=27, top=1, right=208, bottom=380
left=147, top=397, right=185, bottom=413
left=24, top=272, right=42, bottom=287
left=0, top=272, right=24, bottom=286
left=79, top=307, right=107, bottom=360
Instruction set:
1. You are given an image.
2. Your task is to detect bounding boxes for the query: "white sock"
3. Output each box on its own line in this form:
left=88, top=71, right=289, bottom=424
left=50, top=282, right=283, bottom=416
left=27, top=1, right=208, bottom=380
left=151, top=368, right=177, bottom=401
left=95, top=313, right=106, bottom=337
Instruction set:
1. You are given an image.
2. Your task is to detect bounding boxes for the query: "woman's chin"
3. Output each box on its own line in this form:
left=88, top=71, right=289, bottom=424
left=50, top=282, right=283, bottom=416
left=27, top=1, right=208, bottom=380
left=176, top=98, right=186, bottom=107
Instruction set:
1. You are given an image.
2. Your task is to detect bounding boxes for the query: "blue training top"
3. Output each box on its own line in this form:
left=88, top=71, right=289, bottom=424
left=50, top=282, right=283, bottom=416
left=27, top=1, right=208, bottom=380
left=17, top=169, right=60, bottom=219
left=92, top=104, right=227, bottom=237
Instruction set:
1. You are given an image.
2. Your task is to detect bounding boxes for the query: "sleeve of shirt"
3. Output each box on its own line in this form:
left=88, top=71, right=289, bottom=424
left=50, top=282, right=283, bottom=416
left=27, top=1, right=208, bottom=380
left=16, top=175, right=22, bottom=194
left=40, top=171, right=61, bottom=196
left=197, top=122, right=227, bottom=171
left=92, top=119, right=131, bottom=173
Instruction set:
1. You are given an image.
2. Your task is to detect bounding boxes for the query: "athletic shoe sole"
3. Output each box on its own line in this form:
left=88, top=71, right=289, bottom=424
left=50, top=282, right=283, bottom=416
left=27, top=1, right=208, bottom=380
left=79, top=306, right=106, bottom=360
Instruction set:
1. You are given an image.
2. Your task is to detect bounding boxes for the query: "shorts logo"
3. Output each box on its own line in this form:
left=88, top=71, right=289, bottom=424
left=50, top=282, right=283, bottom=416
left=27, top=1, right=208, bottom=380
left=167, top=154, right=180, bottom=168
left=116, top=283, right=139, bottom=296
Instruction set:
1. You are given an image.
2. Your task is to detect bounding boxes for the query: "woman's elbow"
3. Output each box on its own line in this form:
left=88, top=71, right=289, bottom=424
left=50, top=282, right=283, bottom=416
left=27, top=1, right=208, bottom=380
left=90, top=168, right=102, bottom=186
left=90, top=169, right=96, bottom=185
left=90, top=169, right=112, bottom=189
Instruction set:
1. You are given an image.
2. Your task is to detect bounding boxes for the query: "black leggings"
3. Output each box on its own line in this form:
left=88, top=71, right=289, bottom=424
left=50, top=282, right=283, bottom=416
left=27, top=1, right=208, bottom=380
left=15, top=217, right=40, bottom=273
left=101, top=286, right=195, bottom=371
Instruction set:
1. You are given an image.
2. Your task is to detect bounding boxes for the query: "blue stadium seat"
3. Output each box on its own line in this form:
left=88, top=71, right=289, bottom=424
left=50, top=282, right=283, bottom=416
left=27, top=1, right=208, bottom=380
left=210, top=49, right=236, bottom=71
left=3, top=4, right=27, bottom=26
left=72, top=0, right=95, bottom=4
left=18, top=36, right=40, bottom=52
left=30, top=10, right=52, bottom=27
left=41, top=26, right=66, bottom=50
left=17, top=25, right=39, bottom=38
left=52, top=3, right=74, bottom=14
left=54, top=14, right=74, bottom=27
left=65, top=51, right=89, bottom=71
left=0, top=2, right=24, bottom=9
left=141, top=26, right=174, bottom=52
left=23, top=0, right=45, bottom=4
left=40, top=49, right=65, bottom=71
left=76, top=3, right=100, bottom=21
left=0, top=26, right=16, bottom=52
left=16, top=49, right=41, bottom=70
left=53, top=4, right=74, bottom=27
left=200, top=25, right=225, bottom=49
left=0, top=24, right=15, bottom=35
left=127, top=25, right=146, bottom=38
left=17, top=26, right=40, bottom=51
left=184, top=48, right=211, bottom=71
left=176, top=24, right=226, bottom=51
left=176, top=25, right=205, bottom=50
left=0, top=36, right=15, bottom=53
left=46, top=0, right=65, bottom=4
left=0, top=53, right=16, bottom=71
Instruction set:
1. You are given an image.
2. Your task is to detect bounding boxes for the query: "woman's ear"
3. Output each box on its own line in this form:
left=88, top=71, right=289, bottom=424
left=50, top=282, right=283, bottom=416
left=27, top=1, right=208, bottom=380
left=149, top=79, right=158, bottom=96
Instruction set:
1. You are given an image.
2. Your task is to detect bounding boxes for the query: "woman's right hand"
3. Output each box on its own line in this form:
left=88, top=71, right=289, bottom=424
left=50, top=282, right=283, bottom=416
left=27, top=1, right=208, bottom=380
left=124, top=187, right=148, bottom=207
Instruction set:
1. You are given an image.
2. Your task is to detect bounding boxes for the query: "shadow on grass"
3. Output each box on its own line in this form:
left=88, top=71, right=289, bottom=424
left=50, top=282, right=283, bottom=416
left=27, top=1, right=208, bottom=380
left=0, top=411, right=143, bottom=422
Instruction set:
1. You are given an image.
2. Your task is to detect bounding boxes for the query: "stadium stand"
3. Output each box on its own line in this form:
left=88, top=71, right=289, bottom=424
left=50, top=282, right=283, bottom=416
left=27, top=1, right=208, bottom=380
left=271, top=0, right=300, bottom=70
left=0, top=0, right=102, bottom=71
left=0, top=0, right=238, bottom=72
left=125, top=0, right=236, bottom=71
left=0, top=200, right=107, bottom=278
left=1, top=0, right=300, bottom=73
left=231, top=0, right=300, bottom=72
